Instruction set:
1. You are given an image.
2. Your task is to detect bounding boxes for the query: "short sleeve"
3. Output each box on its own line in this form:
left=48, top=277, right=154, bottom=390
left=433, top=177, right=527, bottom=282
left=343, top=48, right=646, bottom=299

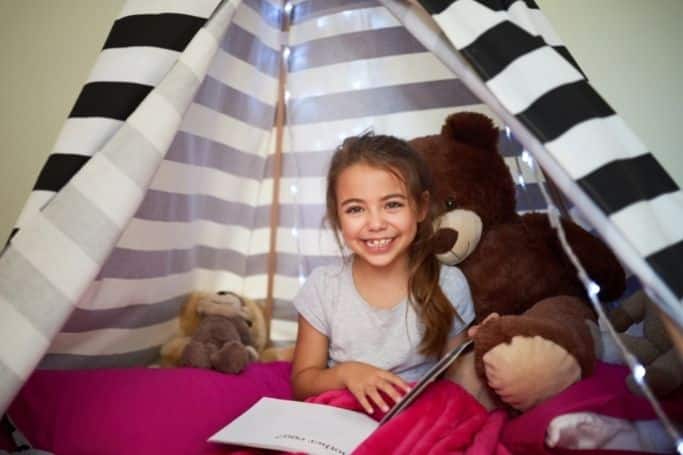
left=439, top=265, right=475, bottom=336
left=292, top=267, right=329, bottom=336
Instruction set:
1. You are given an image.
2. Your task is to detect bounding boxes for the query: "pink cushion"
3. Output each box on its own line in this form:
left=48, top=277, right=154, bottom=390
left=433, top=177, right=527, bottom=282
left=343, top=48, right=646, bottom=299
left=8, top=362, right=292, bottom=455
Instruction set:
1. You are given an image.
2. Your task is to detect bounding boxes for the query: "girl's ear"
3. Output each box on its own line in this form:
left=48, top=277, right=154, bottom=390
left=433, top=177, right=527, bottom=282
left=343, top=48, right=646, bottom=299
left=418, top=191, right=430, bottom=222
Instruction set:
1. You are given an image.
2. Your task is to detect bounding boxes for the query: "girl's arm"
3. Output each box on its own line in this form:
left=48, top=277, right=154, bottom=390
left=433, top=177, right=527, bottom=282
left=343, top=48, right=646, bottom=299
left=444, top=317, right=499, bottom=410
left=291, top=316, right=410, bottom=413
left=291, top=316, right=344, bottom=399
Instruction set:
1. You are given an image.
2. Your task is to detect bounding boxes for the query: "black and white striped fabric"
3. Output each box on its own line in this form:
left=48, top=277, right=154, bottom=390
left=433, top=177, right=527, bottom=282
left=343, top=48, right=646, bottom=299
left=418, top=0, right=683, bottom=308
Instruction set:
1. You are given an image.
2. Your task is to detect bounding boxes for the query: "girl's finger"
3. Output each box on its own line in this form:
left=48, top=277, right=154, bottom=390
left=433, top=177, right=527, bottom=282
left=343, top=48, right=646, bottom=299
left=376, top=379, right=403, bottom=404
left=366, top=385, right=390, bottom=413
left=354, top=390, right=374, bottom=414
left=383, top=372, right=411, bottom=394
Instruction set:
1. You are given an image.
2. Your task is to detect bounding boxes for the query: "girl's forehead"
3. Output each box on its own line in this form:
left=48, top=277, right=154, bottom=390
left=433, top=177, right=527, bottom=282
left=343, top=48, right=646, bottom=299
left=336, top=163, right=409, bottom=198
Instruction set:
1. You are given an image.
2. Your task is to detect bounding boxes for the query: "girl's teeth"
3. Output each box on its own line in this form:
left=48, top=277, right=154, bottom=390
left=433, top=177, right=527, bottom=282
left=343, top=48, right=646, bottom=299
left=367, top=239, right=390, bottom=247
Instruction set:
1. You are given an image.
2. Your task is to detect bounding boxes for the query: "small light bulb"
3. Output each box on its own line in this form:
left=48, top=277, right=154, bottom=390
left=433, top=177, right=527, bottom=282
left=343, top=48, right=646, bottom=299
left=282, top=47, right=291, bottom=60
left=517, top=175, right=526, bottom=187
left=299, top=274, right=306, bottom=285
left=588, top=281, right=601, bottom=299
left=290, top=184, right=298, bottom=194
left=505, top=125, right=512, bottom=139
left=291, top=227, right=299, bottom=238
left=675, top=440, right=683, bottom=455
left=284, top=2, right=293, bottom=14
left=521, top=150, right=533, bottom=167
left=284, top=90, right=291, bottom=102
left=633, top=363, right=646, bottom=383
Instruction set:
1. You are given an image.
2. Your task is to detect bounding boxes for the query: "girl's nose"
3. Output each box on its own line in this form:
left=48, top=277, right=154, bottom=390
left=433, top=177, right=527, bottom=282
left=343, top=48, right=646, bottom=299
left=367, top=210, right=386, bottom=230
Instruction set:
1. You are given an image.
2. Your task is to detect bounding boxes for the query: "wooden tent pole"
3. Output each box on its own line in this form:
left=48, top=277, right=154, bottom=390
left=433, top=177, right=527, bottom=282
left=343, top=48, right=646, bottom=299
left=265, top=2, right=290, bottom=343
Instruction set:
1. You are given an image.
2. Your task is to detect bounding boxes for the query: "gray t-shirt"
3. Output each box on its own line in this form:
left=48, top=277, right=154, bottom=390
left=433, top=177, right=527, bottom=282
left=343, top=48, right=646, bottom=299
left=293, top=260, right=475, bottom=382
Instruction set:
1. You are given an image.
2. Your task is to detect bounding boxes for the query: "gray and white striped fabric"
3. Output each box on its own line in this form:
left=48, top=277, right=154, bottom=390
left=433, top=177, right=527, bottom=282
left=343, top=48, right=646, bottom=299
left=40, top=0, right=284, bottom=368
left=0, top=0, right=237, bottom=413
left=418, top=0, right=683, bottom=314
left=273, top=0, right=551, bottom=340
left=1, top=0, right=545, bottom=386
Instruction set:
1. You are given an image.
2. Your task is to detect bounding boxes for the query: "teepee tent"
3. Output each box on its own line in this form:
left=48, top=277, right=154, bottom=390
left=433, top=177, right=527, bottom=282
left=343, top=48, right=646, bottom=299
left=1, top=0, right=681, bottom=424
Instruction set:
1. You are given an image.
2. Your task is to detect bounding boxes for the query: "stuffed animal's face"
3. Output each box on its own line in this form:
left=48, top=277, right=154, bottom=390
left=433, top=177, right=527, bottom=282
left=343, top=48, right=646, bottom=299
left=410, top=112, right=517, bottom=265
left=196, top=291, right=251, bottom=321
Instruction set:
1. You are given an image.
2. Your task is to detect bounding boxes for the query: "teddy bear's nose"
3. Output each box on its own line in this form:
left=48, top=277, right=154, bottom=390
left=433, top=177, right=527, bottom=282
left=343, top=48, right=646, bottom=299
left=433, top=228, right=459, bottom=254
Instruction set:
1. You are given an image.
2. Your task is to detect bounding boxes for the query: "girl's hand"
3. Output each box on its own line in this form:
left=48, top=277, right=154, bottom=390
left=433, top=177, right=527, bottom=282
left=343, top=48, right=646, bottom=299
left=338, top=362, right=411, bottom=414
left=467, top=312, right=500, bottom=338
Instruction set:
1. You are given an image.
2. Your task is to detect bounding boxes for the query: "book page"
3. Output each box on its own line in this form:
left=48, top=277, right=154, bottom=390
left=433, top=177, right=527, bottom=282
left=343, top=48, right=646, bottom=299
left=209, top=397, right=379, bottom=455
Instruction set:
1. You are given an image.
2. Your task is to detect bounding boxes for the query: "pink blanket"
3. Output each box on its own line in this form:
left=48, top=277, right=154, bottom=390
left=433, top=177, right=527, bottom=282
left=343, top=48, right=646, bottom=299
left=225, top=380, right=510, bottom=455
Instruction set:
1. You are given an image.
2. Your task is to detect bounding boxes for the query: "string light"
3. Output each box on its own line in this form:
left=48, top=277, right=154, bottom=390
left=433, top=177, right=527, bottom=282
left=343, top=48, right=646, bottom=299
left=290, top=184, right=298, bottom=194
left=633, top=363, right=646, bottom=384
left=284, top=2, right=293, bottom=14
left=505, top=125, right=512, bottom=139
left=298, top=274, right=306, bottom=285
left=517, top=175, right=526, bottom=188
left=530, top=156, right=683, bottom=449
left=282, top=47, right=291, bottom=60
left=521, top=150, right=533, bottom=167
left=284, top=90, right=291, bottom=102
left=291, top=227, right=299, bottom=238
left=588, top=281, right=601, bottom=300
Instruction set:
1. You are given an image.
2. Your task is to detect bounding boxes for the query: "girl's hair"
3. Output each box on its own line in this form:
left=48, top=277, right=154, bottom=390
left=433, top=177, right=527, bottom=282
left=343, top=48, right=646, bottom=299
left=326, top=132, right=457, bottom=357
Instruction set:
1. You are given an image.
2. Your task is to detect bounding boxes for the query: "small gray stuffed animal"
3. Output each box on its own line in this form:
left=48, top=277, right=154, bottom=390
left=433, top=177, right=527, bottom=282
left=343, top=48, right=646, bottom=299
left=180, top=291, right=259, bottom=374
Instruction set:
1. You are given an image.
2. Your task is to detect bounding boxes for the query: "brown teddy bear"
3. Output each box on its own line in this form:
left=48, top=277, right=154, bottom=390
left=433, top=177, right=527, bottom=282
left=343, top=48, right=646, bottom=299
left=160, top=291, right=267, bottom=374
left=410, top=112, right=626, bottom=410
left=607, top=289, right=683, bottom=397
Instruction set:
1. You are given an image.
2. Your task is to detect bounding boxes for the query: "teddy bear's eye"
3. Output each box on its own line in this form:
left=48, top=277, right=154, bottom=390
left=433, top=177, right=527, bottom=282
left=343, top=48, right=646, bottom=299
left=446, top=198, right=457, bottom=209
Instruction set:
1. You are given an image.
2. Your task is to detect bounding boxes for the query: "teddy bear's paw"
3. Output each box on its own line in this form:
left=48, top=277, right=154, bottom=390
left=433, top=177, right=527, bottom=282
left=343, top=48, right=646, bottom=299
left=483, top=335, right=580, bottom=411
left=181, top=341, right=214, bottom=369
left=211, top=341, right=251, bottom=374
left=626, top=363, right=682, bottom=398
left=246, top=345, right=258, bottom=361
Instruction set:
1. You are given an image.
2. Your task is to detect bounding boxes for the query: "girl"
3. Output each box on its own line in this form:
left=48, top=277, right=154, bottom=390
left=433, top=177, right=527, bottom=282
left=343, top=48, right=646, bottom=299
left=291, top=133, right=475, bottom=415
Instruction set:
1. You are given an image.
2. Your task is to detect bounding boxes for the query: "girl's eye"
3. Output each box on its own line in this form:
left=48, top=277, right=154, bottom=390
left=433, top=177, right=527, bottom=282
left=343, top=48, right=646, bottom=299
left=446, top=198, right=457, bottom=209
left=345, top=206, right=363, bottom=214
left=386, top=201, right=404, bottom=210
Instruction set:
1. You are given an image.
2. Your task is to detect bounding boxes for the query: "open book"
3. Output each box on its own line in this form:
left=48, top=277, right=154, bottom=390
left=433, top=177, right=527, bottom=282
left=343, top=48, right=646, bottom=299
left=208, top=339, right=473, bottom=455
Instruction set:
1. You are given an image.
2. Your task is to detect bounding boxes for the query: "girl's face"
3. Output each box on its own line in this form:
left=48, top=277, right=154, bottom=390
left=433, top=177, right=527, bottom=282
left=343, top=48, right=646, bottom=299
left=335, top=163, right=427, bottom=272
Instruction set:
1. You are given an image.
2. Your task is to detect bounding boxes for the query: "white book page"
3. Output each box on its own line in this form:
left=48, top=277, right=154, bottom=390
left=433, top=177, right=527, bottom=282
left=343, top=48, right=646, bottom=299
left=209, top=397, right=379, bottom=455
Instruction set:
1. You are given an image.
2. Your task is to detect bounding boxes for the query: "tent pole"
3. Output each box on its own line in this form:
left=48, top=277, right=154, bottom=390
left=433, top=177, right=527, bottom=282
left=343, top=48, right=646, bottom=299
left=265, top=2, right=290, bottom=343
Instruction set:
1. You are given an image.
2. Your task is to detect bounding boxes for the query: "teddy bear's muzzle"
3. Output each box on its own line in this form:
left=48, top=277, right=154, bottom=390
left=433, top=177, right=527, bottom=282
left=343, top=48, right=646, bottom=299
left=433, top=228, right=459, bottom=254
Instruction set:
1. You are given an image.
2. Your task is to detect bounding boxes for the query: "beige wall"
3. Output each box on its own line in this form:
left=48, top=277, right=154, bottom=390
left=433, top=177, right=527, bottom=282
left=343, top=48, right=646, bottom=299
left=0, top=1, right=124, bottom=242
left=0, top=1, right=681, bottom=243
left=537, top=0, right=683, bottom=187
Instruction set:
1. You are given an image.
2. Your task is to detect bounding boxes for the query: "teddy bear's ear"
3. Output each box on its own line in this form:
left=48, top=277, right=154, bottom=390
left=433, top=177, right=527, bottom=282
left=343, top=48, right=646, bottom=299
left=442, top=112, right=498, bottom=151
left=179, top=292, right=207, bottom=335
